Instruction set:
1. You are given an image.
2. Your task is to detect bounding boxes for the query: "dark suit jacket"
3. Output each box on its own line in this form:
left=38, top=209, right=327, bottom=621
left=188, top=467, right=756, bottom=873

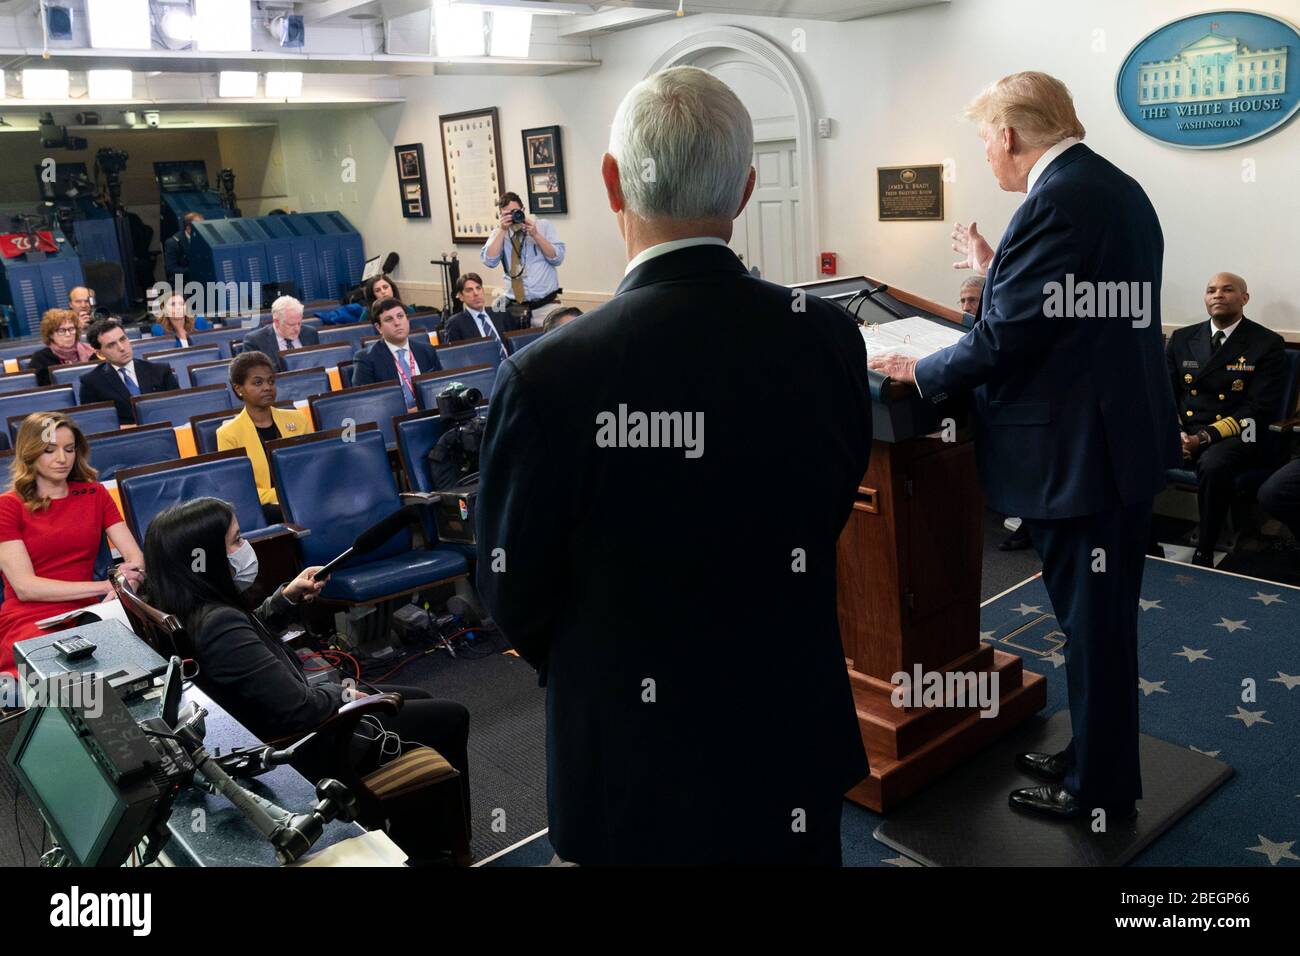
left=1166, top=317, right=1286, bottom=438
left=351, top=337, right=441, bottom=387
left=77, top=357, right=179, bottom=424
left=476, top=244, right=873, bottom=864
left=241, top=324, right=321, bottom=370
left=188, top=588, right=347, bottom=782
left=915, top=143, right=1180, bottom=519
left=163, top=232, right=192, bottom=278
left=442, top=308, right=515, bottom=344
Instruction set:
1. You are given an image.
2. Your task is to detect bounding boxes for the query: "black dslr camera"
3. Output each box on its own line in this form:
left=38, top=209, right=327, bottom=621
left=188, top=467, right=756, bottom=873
left=436, top=383, right=483, bottom=423
left=510, top=208, right=526, bottom=225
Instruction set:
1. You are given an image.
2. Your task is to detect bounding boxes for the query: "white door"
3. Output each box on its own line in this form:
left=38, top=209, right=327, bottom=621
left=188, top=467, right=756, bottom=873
left=730, top=139, right=800, bottom=285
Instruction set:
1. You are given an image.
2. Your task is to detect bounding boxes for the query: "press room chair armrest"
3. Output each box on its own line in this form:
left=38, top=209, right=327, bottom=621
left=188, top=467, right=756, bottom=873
left=1269, top=417, right=1300, bottom=434
left=399, top=492, right=443, bottom=505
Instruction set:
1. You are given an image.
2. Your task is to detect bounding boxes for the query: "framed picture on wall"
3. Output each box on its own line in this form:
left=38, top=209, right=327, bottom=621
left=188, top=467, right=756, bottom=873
left=439, top=107, right=505, bottom=243
left=521, top=125, right=566, bottom=215
left=393, top=143, right=430, bottom=219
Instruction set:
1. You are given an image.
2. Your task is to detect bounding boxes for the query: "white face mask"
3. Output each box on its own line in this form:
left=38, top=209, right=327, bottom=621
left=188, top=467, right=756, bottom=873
left=228, top=538, right=259, bottom=590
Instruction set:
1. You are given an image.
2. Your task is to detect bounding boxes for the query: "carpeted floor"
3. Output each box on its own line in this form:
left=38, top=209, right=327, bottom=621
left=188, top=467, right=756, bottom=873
left=487, top=513, right=1300, bottom=867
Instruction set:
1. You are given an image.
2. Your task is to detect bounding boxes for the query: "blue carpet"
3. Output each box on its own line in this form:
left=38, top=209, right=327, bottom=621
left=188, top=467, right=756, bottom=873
left=490, top=557, right=1300, bottom=866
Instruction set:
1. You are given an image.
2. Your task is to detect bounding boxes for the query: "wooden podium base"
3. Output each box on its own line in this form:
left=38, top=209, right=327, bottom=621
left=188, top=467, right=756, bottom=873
left=845, top=646, right=1047, bottom=813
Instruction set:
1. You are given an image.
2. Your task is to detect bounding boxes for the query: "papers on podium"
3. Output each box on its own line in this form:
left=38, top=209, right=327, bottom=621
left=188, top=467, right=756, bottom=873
left=860, top=315, right=966, bottom=361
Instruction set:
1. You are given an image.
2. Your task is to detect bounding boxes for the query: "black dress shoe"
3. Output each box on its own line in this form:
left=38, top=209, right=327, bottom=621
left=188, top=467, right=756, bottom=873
left=1192, top=550, right=1215, bottom=568
left=1015, top=750, right=1071, bottom=782
left=999, top=525, right=1032, bottom=551
left=1009, top=785, right=1136, bottom=821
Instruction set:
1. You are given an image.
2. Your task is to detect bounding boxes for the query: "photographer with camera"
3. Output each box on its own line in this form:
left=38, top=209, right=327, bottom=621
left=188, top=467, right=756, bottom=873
left=480, top=192, right=565, bottom=328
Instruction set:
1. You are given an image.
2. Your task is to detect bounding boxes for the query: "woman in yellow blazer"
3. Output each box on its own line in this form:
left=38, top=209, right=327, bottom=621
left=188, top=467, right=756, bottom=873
left=216, top=350, right=313, bottom=523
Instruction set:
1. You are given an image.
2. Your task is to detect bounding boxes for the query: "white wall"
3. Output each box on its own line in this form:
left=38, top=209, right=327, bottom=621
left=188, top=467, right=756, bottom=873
left=276, top=0, right=1299, bottom=334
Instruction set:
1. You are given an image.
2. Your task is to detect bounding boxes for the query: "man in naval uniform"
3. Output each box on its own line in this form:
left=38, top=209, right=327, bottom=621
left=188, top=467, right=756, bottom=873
left=1166, top=272, right=1286, bottom=566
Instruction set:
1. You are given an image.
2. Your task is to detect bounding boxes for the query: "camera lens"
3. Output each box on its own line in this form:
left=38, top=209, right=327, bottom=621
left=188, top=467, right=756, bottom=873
left=511, top=209, right=525, bottom=224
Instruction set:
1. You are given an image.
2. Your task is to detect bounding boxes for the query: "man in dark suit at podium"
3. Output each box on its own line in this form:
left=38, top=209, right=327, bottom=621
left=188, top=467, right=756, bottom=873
left=477, top=66, right=873, bottom=864
left=871, top=72, right=1180, bottom=821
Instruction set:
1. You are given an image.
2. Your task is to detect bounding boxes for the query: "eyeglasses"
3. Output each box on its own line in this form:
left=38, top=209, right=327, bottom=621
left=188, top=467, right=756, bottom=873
left=53, top=326, right=77, bottom=336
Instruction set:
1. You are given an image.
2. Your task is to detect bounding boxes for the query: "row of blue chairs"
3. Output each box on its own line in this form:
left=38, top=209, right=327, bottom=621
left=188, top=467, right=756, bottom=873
left=111, top=413, right=486, bottom=608
left=0, top=358, right=497, bottom=463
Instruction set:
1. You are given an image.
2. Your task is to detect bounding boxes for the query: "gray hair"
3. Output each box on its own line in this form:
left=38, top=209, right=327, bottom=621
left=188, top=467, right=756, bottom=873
left=960, top=275, right=985, bottom=293
left=608, top=66, right=753, bottom=222
left=270, top=295, right=303, bottom=325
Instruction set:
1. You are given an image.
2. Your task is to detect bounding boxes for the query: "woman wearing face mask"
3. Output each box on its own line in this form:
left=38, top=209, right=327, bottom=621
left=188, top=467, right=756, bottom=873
left=143, top=496, right=471, bottom=862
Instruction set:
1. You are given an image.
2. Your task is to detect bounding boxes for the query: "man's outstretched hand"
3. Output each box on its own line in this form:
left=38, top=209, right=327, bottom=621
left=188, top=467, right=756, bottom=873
left=952, top=221, right=994, bottom=276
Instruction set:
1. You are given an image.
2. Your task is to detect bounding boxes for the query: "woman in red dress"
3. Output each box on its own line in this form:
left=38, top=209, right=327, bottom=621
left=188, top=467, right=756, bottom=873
left=0, top=411, right=145, bottom=677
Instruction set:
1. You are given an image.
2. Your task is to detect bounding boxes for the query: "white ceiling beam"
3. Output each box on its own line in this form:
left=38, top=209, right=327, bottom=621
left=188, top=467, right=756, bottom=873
left=559, top=7, right=677, bottom=37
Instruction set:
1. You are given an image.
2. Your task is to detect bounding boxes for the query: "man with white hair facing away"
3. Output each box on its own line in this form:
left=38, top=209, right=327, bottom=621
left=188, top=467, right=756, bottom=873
left=870, top=72, right=1179, bottom=822
left=476, top=66, right=873, bottom=865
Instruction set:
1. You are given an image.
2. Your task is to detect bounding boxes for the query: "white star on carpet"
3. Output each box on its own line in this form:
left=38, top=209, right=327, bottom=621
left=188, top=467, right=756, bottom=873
left=1190, top=746, right=1221, bottom=758
left=1213, top=618, right=1251, bottom=633
left=1138, top=677, right=1168, bottom=697
left=883, top=855, right=921, bottom=867
left=1269, top=672, right=1300, bottom=690
left=1173, top=647, right=1212, bottom=663
left=1044, top=651, right=1066, bottom=669
left=1013, top=603, right=1043, bottom=617
left=1227, top=707, right=1272, bottom=728
left=979, top=631, right=995, bottom=642
left=1246, top=836, right=1300, bottom=865
left=1138, top=598, right=1163, bottom=611
left=1248, top=592, right=1285, bottom=606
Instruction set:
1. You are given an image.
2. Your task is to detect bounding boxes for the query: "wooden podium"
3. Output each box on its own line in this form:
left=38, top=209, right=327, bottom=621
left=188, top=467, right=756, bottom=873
left=802, top=276, right=1047, bottom=813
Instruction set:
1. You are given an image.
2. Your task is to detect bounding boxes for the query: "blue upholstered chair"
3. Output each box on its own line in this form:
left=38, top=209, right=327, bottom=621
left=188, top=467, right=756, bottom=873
left=85, top=423, right=180, bottom=483
left=7, top=401, right=119, bottom=442
left=434, top=339, right=502, bottom=372
left=132, top=384, right=235, bottom=428
left=0, top=372, right=40, bottom=394
left=0, top=385, right=77, bottom=429
left=308, top=382, right=408, bottom=449
left=413, top=365, right=498, bottom=409
left=190, top=327, right=249, bottom=360
left=316, top=322, right=373, bottom=356
left=504, top=328, right=544, bottom=355
left=147, top=346, right=223, bottom=389
left=268, top=426, right=468, bottom=604
left=272, top=367, right=331, bottom=404
left=282, top=343, right=352, bottom=373
left=49, top=362, right=101, bottom=403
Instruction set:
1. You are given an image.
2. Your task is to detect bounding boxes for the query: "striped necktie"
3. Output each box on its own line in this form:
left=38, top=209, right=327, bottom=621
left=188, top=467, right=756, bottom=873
left=477, top=312, right=508, bottom=361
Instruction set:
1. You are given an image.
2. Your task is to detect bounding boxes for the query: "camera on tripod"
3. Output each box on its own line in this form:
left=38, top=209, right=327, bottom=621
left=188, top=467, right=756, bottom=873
left=435, top=383, right=483, bottom=423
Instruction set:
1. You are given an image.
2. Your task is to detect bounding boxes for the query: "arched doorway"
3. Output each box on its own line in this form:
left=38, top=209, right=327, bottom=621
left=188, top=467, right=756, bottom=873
left=647, top=28, right=820, bottom=284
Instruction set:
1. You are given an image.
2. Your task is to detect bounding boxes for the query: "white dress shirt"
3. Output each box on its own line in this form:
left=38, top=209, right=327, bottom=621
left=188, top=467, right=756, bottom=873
left=385, top=338, right=423, bottom=375
left=1208, top=316, right=1242, bottom=346
left=1026, top=136, right=1082, bottom=196
left=624, top=236, right=729, bottom=276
